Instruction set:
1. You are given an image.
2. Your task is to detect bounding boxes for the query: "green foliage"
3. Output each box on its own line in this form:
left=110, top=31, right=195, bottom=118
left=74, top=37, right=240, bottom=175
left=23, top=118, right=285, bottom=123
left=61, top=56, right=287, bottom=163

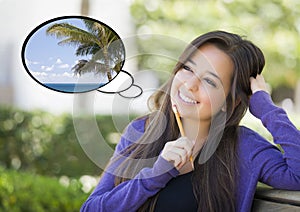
left=130, top=0, right=300, bottom=88
left=0, top=167, right=88, bottom=211
left=0, top=105, right=138, bottom=177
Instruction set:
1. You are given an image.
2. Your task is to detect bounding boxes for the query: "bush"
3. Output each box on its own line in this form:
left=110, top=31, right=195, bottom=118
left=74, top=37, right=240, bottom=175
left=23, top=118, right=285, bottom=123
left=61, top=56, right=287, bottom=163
left=0, top=167, right=89, bottom=211
left=0, top=105, right=138, bottom=177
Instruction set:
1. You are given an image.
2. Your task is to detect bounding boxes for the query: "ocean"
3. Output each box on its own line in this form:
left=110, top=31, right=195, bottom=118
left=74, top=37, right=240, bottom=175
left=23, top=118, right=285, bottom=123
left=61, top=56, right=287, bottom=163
left=44, top=83, right=105, bottom=93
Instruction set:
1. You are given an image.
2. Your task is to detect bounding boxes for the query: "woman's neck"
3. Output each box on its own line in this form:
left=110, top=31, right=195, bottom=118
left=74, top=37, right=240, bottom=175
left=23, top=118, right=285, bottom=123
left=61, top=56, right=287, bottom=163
left=182, top=118, right=209, bottom=157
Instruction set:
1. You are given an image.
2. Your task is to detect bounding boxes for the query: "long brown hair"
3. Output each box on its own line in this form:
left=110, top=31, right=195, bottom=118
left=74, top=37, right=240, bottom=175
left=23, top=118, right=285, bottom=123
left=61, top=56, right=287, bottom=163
left=112, top=31, right=265, bottom=211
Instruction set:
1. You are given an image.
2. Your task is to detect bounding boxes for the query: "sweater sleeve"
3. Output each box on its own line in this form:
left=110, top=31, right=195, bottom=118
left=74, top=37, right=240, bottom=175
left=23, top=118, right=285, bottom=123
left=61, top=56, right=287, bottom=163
left=80, top=118, right=179, bottom=212
left=248, top=90, right=300, bottom=189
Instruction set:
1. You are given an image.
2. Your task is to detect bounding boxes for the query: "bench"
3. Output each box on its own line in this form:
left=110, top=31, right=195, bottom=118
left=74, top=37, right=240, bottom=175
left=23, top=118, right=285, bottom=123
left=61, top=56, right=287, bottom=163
left=253, top=184, right=300, bottom=211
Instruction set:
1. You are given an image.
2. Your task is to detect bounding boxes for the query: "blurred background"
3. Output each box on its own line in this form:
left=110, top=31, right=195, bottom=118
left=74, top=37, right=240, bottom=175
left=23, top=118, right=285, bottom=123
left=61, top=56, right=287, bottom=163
left=0, top=0, right=299, bottom=211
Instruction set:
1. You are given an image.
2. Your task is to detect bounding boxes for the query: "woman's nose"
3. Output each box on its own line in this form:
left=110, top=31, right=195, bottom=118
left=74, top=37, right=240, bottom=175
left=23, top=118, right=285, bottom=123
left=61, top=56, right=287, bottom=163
left=185, top=75, right=200, bottom=92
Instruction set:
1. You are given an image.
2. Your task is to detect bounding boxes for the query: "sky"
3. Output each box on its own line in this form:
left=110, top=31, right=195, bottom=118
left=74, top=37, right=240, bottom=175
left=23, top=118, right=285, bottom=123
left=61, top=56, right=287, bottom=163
left=24, top=18, right=111, bottom=84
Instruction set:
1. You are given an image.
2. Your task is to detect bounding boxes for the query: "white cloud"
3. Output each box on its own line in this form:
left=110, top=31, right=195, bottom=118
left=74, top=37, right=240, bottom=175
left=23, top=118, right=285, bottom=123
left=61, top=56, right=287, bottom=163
left=31, top=71, right=48, bottom=77
left=56, top=58, right=63, bottom=64
left=26, top=58, right=40, bottom=65
left=30, top=71, right=49, bottom=83
left=41, top=65, right=54, bottom=71
left=31, top=70, right=106, bottom=83
left=62, top=72, right=73, bottom=77
left=58, top=64, right=70, bottom=69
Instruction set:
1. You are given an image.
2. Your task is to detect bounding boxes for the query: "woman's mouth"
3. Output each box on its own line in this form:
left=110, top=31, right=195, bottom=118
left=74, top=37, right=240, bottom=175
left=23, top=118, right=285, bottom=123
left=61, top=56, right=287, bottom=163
left=178, top=91, right=198, bottom=104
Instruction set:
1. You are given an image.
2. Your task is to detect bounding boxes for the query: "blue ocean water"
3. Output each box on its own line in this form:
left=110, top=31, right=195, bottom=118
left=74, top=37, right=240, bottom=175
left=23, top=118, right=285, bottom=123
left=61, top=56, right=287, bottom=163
left=44, top=83, right=105, bottom=93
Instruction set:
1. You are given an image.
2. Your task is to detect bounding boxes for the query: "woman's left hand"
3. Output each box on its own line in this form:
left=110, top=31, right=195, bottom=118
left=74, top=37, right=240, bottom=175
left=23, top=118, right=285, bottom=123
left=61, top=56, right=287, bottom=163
left=250, top=74, right=268, bottom=94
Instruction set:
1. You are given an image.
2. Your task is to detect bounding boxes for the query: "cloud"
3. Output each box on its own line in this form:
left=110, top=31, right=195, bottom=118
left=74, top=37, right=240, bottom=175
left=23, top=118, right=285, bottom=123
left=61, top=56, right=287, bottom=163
left=62, top=72, right=73, bottom=77
left=41, top=65, right=54, bottom=71
left=26, top=58, right=40, bottom=65
left=58, top=64, right=70, bottom=69
left=56, top=58, right=63, bottom=64
left=32, top=71, right=48, bottom=77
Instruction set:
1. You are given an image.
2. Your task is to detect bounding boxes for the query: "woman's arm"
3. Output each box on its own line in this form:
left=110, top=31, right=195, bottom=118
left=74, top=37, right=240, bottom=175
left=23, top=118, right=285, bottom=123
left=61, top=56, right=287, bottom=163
left=248, top=75, right=300, bottom=189
left=80, top=119, right=179, bottom=212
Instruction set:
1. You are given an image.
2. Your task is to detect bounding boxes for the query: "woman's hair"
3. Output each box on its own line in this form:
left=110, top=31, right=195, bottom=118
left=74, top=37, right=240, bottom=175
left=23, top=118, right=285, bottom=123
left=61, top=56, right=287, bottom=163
left=113, top=30, right=265, bottom=211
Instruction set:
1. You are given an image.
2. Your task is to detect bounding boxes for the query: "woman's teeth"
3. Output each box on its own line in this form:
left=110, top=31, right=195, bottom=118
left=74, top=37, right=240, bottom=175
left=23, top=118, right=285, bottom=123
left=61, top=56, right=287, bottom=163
left=179, top=92, right=197, bottom=104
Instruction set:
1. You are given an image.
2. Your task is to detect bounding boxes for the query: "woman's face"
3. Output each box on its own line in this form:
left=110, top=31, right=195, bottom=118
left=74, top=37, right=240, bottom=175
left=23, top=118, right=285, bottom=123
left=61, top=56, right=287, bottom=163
left=170, top=43, right=234, bottom=122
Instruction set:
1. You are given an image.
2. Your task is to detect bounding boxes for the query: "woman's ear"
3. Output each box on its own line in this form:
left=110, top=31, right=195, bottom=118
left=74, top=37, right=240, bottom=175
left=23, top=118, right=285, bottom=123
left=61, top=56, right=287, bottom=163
left=221, top=105, right=226, bottom=112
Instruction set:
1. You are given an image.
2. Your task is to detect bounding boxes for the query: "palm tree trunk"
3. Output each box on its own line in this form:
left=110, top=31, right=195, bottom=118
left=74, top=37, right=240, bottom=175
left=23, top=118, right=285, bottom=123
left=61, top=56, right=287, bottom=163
left=106, top=71, right=112, bottom=81
left=102, top=46, right=112, bottom=81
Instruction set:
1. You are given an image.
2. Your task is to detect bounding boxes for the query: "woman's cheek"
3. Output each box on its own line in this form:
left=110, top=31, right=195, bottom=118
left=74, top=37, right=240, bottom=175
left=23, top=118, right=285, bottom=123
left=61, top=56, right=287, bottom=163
left=175, top=71, right=189, bottom=82
left=203, top=90, right=225, bottom=114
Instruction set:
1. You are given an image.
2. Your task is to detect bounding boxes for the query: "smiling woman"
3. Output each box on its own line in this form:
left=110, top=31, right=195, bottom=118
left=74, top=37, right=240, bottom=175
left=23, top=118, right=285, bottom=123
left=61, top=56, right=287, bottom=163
left=80, top=30, right=300, bottom=212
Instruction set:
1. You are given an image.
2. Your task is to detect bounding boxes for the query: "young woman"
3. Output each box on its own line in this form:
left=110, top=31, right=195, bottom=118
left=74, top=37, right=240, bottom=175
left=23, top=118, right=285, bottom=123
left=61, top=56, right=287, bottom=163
left=81, top=31, right=300, bottom=212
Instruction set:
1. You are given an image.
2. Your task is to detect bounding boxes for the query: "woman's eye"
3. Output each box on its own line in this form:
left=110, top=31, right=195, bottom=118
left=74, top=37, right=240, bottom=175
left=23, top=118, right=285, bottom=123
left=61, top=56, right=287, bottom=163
left=183, top=65, right=193, bottom=72
left=204, top=78, right=217, bottom=87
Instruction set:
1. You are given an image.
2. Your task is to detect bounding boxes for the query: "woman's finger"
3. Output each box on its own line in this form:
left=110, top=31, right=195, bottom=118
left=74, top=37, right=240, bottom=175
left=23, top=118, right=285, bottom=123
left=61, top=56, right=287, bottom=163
left=174, top=137, right=194, bottom=156
left=161, top=139, right=193, bottom=169
left=250, top=74, right=268, bottom=94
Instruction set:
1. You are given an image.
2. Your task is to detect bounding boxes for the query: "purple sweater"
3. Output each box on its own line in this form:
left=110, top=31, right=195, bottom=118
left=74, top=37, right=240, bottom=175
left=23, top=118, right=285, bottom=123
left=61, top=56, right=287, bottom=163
left=81, top=91, right=300, bottom=211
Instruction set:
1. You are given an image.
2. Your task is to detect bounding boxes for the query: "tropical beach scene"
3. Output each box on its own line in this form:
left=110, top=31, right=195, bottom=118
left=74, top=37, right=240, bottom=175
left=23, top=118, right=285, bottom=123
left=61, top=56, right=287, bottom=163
left=23, top=17, right=125, bottom=93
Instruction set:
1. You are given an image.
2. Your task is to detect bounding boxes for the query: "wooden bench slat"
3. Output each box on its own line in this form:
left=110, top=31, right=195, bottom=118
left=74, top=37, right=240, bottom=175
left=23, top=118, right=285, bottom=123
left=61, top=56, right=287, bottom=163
left=252, top=199, right=300, bottom=212
left=255, top=187, right=300, bottom=206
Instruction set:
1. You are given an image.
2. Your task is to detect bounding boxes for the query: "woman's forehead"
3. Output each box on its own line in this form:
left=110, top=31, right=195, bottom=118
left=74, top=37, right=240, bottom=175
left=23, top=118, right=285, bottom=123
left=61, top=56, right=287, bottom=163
left=188, top=44, right=233, bottom=78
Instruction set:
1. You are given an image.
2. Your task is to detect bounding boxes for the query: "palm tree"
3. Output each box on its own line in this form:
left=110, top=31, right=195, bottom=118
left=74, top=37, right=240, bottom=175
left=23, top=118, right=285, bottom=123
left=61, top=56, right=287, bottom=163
left=46, top=19, right=124, bottom=81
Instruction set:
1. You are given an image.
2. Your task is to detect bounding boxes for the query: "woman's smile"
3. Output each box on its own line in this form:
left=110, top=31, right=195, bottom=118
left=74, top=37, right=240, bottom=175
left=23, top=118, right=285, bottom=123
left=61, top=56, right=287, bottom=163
left=178, top=90, right=199, bottom=105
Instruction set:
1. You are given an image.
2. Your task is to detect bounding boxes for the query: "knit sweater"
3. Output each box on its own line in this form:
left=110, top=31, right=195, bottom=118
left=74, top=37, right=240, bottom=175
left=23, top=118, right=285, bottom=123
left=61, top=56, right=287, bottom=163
left=81, top=91, right=300, bottom=212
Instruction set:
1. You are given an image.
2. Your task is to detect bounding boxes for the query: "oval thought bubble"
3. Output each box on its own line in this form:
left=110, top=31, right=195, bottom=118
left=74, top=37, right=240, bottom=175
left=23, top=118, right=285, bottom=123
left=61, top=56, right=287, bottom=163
left=21, top=15, right=125, bottom=93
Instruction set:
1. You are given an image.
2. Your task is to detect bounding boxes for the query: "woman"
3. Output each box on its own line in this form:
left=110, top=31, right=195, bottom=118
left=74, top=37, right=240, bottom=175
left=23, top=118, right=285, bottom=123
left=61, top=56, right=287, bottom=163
left=81, top=31, right=300, bottom=212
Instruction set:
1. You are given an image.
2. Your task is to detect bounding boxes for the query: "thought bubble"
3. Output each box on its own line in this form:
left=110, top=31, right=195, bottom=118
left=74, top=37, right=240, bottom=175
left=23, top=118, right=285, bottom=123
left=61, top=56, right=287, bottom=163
left=97, top=70, right=143, bottom=98
left=21, top=15, right=127, bottom=93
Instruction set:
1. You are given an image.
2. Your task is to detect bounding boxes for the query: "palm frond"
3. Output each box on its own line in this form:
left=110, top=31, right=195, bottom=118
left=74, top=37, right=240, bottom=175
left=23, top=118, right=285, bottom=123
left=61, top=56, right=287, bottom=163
left=72, top=59, right=111, bottom=76
left=46, top=23, right=101, bottom=47
left=82, top=20, right=98, bottom=35
left=71, top=59, right=88, bottom=76
left=75, top=44, right=100, bottom=56
left=57, top=37, right=82, bottom=47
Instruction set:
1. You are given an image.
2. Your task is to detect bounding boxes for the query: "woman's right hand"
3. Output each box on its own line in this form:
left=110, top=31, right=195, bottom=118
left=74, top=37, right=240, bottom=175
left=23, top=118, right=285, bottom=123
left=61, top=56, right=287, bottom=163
left=160, top=137, right=195, bottom=170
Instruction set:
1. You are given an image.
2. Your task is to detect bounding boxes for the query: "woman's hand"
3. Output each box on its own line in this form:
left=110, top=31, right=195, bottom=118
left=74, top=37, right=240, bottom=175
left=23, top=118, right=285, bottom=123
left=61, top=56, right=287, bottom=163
left=160, top=137, right=195, bottom=170
left=250, top=74, right=268, bottom=94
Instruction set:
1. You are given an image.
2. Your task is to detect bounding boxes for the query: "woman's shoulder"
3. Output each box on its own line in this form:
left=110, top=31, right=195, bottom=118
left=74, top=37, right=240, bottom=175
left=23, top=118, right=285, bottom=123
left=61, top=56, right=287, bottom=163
left=120, top=116, right=148, bottom=144
left=114, top=116, right=148, bottom=154
left=126, top=116, right=148, bottom=134
left=236, top=125, right=280, bottom=162
left=237, top=125, right=276, bottom=152
left=238, top=125, right=259, bottom=139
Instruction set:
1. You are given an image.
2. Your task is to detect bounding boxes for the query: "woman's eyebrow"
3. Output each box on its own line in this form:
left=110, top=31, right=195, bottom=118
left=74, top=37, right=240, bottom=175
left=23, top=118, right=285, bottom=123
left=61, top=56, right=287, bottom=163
left=207, top=71, right=223, bottom=85
left=187, top=59, right=196, bottom=66
left=187, top=59, right=223, bottom=85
